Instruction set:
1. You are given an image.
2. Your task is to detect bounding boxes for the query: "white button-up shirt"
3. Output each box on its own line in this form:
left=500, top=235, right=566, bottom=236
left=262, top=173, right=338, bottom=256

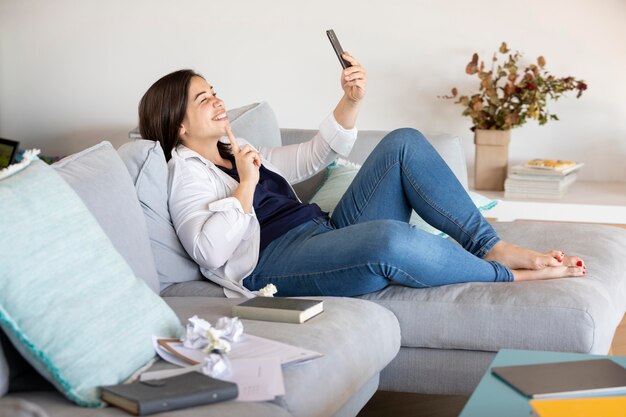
left=167, top=113, right=357, bottom=297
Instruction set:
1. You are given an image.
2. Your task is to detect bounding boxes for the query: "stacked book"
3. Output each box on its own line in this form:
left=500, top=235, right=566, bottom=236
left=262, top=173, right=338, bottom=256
left=505, top=159, right=584, bottom=199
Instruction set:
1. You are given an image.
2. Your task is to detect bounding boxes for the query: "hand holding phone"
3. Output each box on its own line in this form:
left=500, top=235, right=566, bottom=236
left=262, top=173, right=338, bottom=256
left=326, top=29, right=352, bottom=69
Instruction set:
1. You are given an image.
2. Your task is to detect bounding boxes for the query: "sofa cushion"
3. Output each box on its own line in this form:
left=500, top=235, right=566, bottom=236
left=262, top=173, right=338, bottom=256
left=118, top=140, right=204, bottom=292
left=359, top=222, right=626, bottom=355
left=0, top=157, right=182, bottom=406
left=164, top=296, right=401, bottom=417
left=53, top=141, right=160, bottom=294
left=119, top=102, right=282, bottom=292
left=227, top=101, right=282, bottom=148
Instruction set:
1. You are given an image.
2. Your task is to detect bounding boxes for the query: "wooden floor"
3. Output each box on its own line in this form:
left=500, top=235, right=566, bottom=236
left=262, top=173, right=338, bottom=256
left=359, top=222, right=626, bottom=417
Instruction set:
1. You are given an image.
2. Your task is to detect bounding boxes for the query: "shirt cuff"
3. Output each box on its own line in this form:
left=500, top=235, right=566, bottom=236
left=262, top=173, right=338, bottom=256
left=208, top=197, right=247, bottom=213
left=318, top=113, right=358, bottom=157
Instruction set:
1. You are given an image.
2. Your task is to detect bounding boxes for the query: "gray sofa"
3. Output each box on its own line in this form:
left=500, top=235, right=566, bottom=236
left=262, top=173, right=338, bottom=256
left=159, top=103, right=626, bottom=394
left=1, top=101, right=625, bottom=417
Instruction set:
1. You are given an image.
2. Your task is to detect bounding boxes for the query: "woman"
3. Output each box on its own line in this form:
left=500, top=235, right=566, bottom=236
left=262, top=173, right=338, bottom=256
left=138, top=52, right=585, bottom=297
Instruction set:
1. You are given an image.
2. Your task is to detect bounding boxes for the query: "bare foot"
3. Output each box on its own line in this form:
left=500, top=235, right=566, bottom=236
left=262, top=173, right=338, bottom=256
left=562, top=254, right=586, bottom=268
left=513, top=265, right=586, bottom=281
left=485, top=241, right=585, bottom=270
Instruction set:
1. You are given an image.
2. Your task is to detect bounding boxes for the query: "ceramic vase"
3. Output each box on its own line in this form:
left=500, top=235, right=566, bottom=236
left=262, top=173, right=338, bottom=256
left=474, top=129, right=511, bottom=191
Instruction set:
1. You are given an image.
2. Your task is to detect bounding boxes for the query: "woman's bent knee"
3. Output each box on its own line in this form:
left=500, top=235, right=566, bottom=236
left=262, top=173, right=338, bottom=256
left=382, top=128, right=429, bottom=150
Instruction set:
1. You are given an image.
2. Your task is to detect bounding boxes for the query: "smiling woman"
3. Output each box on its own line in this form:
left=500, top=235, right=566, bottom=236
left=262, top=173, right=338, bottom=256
left=137, top=59, right=586, bottom=300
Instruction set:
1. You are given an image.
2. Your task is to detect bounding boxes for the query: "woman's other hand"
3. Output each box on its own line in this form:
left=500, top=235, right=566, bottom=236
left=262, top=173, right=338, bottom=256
left=340, top=52, right=367, bottom=103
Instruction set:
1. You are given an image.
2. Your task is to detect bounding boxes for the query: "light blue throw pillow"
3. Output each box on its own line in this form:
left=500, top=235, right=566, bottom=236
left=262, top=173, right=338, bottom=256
left=0, top=157, right=182, bottom=406
left=310, top=160, right=498, bottom=237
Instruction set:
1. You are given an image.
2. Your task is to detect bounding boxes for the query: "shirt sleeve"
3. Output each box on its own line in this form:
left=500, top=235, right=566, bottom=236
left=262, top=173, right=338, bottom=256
left=168, top=159, right=258, bottom=270
left=259, top=113, right=358, bottom=184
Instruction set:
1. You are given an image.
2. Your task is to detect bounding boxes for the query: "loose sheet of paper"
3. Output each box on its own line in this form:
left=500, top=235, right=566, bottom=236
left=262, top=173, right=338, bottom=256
left=153, top=334, right=322, bottom=366
left=150, top=335, right=303, bottom=401
left=228, top=356, right=285, bottom=402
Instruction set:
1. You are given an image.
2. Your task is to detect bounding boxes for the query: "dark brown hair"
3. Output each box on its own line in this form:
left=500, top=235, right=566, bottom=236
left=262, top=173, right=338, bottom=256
left=138, top=69, right=231, bottom=161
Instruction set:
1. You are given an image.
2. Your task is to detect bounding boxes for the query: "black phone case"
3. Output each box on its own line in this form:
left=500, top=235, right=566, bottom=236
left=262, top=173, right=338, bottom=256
left=326, top=30, right=352, bottom=69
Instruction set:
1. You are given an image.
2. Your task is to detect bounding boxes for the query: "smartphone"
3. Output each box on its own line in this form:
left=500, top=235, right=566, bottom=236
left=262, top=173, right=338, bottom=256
left=326, top=29, right=352, bottom=69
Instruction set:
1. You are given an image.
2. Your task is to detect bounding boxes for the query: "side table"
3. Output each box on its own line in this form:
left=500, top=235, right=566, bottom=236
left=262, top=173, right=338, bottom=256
left=459, top=349, right=626, bottom=417
left=474, top=180, right=626, bottom=224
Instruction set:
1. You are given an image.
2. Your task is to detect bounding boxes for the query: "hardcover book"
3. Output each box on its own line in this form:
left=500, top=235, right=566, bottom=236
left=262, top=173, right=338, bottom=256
left=492, top=358, right=626, bottom=399
left=232, top=297, right=324, bottom=324
left=101, top=371, right=238, bottom=415
left=530, top=395, right=626, bottom=417
left=510, top=162, right=584, bottom=177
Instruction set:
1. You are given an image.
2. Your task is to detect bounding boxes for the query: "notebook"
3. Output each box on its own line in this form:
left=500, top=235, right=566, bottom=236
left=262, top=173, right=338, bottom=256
left=492, top=358, right=626, bottom=399
left=101, top=371, right=238, bottom=415
left=232, top=297, right=323, bottom=323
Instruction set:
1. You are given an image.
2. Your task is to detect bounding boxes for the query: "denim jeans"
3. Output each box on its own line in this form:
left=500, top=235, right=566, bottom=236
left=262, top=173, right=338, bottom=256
left=243, top=128, right=513, bottom=296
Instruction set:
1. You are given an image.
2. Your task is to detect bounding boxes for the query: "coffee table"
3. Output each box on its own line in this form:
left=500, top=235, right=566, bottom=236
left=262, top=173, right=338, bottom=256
left=459, top=349, right=626, bottom=417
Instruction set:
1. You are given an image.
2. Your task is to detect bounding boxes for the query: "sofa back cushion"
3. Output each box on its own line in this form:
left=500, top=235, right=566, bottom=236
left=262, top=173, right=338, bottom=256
left=227, top=101, right=282, bottom=148
left=119, top=102, right=281, bottom=291
left=52, top=141, right=160, bottom=294
left=0, top=155, right=181, bottom=406
left=118, top=140, right=204, bottom=291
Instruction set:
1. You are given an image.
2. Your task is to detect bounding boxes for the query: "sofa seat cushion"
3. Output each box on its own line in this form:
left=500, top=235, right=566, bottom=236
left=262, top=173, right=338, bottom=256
left=163, top=296, right=401, bottom=417
left=359, top=222, right=626, bottom=355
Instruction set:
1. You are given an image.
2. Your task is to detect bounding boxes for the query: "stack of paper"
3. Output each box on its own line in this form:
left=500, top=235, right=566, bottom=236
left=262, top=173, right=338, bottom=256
left=505, top=160, right=584, bottom=199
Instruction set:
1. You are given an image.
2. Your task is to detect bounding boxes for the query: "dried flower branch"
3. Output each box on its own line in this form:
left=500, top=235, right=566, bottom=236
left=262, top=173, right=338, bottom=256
left=443, top=42, right=587, bottom=131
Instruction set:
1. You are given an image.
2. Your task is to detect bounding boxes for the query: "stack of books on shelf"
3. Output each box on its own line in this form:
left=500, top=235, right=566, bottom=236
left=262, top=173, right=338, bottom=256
left=505, top=159, right=584, bottom=199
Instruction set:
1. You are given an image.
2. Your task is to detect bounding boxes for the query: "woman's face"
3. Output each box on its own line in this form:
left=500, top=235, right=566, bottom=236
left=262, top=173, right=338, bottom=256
left=181, top=76, right=228, bottom=142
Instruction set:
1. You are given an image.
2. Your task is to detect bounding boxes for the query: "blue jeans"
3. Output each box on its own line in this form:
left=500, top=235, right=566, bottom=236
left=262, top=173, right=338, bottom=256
left=243, top=128, right=513, bottom=296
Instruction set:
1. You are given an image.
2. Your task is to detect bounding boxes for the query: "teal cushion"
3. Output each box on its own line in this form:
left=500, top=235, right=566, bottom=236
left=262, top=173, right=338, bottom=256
left=0, top=157, right=182, bottom=406
left=310, top=159, right=498, bottom=237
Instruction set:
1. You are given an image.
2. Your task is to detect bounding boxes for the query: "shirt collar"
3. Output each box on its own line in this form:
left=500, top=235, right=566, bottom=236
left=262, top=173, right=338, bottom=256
left=174, top=144, right=215, bottom=167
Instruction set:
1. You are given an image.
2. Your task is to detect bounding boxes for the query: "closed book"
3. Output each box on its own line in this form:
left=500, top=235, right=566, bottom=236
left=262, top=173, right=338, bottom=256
left=232, top=297, right=323, bottom=323
left=509, top=162, right=584, bottom=177
left=492, top=359, right=626, bottom=399
left=101, top=371, right=238, bottom=415
left=530, top=396, right=626, bottom=417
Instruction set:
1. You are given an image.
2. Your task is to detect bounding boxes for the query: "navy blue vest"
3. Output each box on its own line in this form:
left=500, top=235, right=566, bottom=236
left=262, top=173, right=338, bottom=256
left=217, top=157, right=325, bottom=251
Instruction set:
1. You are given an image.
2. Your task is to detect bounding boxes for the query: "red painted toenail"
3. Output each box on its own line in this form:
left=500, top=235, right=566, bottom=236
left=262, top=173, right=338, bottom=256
left=577, top=261, right=583, bottom=267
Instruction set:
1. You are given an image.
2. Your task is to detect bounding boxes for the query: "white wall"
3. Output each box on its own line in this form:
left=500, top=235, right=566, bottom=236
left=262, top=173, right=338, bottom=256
left=1, top=0, right=625, bottom=181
